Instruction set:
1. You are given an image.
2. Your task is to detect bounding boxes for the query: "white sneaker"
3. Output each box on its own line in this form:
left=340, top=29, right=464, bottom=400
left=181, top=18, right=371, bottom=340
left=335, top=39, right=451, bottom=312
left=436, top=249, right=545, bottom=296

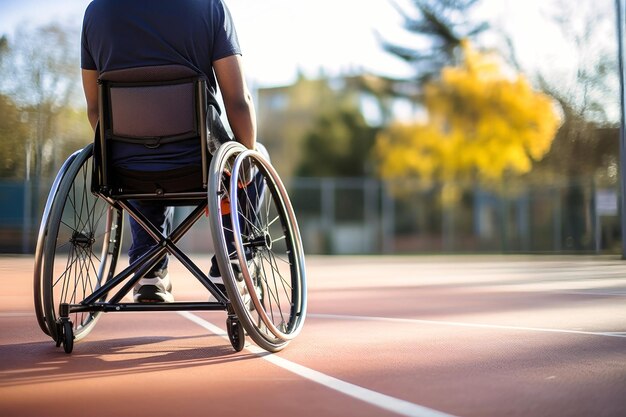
left=133, top=269, right=174, bottom=303
left=209, top=255, right=258, bottom=309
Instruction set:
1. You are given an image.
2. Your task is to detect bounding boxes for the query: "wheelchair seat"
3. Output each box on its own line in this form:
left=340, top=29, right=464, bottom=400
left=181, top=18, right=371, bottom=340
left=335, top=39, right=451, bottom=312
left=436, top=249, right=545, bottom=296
left=33, top=65, right=307, bottom=354
left=95, top=64, right=210, bottom=197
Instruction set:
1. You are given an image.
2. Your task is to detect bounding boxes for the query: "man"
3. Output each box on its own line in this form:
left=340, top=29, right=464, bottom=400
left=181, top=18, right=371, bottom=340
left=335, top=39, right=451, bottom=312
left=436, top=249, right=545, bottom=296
left=81, top=0, right=256, bottom=302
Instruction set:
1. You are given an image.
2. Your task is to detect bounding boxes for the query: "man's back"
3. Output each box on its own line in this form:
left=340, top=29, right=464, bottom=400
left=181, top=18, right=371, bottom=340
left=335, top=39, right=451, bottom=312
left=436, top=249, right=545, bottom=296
left=80, top=0, right=257, bottom=302
left=81, top=0, right=242, bottom=171
left=82, top=0, right=241, bottom=110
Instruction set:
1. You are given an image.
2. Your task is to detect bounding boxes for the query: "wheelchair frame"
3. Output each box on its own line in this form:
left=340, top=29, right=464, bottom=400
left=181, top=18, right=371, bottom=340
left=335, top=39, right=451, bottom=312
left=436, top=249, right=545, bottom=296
left=33, top=65, right=307, bottom=354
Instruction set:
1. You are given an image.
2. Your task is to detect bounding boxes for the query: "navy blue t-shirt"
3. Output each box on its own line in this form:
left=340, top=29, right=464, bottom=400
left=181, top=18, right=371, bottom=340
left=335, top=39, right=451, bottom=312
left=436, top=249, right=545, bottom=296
left=81, top=0, right=241, bottom=170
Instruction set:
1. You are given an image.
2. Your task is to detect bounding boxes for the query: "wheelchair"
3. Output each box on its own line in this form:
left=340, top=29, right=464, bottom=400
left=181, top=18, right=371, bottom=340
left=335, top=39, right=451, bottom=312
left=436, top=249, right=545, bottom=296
left=32, top=65, right=307, bottom=354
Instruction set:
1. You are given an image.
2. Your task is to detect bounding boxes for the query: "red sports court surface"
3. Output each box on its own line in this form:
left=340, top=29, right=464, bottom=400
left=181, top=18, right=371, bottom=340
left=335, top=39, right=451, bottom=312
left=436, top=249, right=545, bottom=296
left=1, top=255, right=625, bottom=417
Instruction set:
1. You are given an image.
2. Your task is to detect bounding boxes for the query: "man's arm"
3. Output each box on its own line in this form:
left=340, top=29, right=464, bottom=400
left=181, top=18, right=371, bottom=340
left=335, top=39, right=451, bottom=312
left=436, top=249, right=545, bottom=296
left=82, top=69, right=99, bottom=131
left=213, top=54, right=256, bottom=150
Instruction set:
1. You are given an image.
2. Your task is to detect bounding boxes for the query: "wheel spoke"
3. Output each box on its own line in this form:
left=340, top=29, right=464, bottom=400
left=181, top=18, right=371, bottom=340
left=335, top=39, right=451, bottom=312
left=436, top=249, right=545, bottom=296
left=41, top=145, right=122, bottom=342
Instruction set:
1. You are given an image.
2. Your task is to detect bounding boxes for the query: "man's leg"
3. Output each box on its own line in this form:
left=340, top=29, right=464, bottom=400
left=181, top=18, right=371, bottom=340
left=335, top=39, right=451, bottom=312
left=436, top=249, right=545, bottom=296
left=129, top=201, right=175, bottom=302
left=209, top=164, right=265, bottom=286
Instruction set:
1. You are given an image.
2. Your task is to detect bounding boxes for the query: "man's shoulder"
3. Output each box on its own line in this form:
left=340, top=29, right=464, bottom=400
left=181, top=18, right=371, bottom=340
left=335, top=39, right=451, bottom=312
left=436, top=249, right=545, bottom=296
left=84, top=0, right=112, bottom=16
left=86, top=0, right=225, bottom=7
left=84, top=0, right=226, bottom=14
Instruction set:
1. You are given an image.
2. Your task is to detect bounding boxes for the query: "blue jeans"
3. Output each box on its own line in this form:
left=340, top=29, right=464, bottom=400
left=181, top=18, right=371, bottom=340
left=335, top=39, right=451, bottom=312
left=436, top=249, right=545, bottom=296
left=128, top=166, right=265, bottom=274
left=128, top=201, right=173, bottom=273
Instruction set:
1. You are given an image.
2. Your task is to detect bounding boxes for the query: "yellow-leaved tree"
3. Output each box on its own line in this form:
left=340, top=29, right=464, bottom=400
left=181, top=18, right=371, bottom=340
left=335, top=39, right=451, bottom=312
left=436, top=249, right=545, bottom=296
left=375, top=41, right=561, bottom=203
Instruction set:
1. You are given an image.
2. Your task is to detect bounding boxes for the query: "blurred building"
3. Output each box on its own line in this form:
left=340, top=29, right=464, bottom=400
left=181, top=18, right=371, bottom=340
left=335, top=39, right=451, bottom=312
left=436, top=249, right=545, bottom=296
left=256, top=72, right=417, bottom=179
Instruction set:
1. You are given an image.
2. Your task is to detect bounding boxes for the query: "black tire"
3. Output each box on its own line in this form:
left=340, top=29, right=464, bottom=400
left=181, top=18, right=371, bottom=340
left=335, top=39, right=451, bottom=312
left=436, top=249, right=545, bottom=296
left=226, top=316, right=245, bottom=352
left=34, top=149, right=82, bottom=336
left=40, top=144, right=123, bottom=343
left=208, top=142, right=307, bottom=353
left=62, top=320, right=74, bottom=354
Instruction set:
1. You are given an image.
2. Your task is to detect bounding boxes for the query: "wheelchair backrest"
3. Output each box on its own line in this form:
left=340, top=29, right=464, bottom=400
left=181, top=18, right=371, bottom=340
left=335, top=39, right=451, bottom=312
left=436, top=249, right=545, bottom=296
left=94, top=65, right=209, bottom=200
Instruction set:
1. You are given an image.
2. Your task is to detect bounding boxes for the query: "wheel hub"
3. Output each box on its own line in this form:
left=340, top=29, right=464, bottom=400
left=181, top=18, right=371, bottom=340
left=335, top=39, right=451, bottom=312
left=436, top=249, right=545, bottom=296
left=70, top=231, right=95, bottom=248
left=247, top=232, right=273, bottom=251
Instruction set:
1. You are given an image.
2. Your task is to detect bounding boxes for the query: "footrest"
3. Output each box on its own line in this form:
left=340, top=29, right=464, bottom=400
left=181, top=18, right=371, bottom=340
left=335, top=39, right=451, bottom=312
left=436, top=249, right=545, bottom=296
left=69, top=302, right=228, bottom=313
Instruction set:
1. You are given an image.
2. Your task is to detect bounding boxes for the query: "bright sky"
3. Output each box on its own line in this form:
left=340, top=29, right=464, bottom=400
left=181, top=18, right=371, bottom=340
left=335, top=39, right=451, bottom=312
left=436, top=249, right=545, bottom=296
left=0, top=0, right=417, bottom=87
left=0, top=0, right=613, bottom=88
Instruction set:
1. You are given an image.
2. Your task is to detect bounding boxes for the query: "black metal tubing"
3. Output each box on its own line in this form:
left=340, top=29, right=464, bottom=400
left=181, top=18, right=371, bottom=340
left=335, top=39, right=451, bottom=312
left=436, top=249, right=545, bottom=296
left=198, top=79, right=209, bottom=189
left=114, top=200, right=219, bottom=299
left=81, top=70, right=225, bottom=317
left=102, top=191, right=208, bottom=201
left=69, top=302, right=225, bottom=314
left=97, top=80, right=108, bottom=191
left=79, top=196, right=229, bottom=313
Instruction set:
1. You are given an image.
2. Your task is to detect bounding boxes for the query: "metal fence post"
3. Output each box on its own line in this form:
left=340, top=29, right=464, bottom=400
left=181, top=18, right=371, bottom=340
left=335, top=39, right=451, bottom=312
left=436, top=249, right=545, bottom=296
left=381, top=182, right=395, bottom=254
left=321, top=178, right=335, bottom=254
left=616, top=0, right=626, bottom=258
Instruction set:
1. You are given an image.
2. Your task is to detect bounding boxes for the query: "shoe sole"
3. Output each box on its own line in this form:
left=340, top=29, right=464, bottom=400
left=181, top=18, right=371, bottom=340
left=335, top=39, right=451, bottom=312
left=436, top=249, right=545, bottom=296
left=134, top=285, right=174, bottom=303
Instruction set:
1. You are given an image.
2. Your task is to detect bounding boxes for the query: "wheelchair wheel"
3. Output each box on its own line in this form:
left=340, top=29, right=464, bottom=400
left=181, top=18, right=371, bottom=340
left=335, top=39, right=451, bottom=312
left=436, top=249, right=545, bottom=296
left=37, top=144, right=123, bottom=343
left=34, top=149, right=82, bottom=336
left=208, top=142, right=307, bottom=353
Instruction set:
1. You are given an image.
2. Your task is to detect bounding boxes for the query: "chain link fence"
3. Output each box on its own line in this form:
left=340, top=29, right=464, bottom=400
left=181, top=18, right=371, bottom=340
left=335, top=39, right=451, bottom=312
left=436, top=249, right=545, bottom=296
left=1, top=177, right=620, bottom=255
left=288, top=177, right=621, bottom=255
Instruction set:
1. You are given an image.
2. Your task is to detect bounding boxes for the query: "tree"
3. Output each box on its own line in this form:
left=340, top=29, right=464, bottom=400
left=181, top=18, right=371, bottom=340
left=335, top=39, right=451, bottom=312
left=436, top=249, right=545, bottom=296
left=0, top=23, right=90, bottom=253
left=488, top=0, right=618, bottom=184
left=370, top=0, right=489, bottom=131
left=257, top=74, right=339, bottom=178
left=379, top=0, right=488, bottom=84
left=296, top=104, right=378, bottom=178
left=259, top=73, right=382, bottom=179
left=0, top=35, right=8, bottom=67
left=0, top=23, right=83, bottom=180
left=529, top=0, right=619, bottom=183
left=0, top=94, right=29, bottom=179
left=375, top=41, right=561, bottom=203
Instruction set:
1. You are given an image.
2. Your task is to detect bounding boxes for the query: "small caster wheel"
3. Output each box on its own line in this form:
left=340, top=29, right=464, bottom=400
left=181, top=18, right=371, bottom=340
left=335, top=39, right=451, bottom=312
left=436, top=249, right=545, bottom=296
left=227, top=316, right=245, bottom=352
left=55, top=322, right=64, bottom=347
left=62, top=320, right=74, bottom=354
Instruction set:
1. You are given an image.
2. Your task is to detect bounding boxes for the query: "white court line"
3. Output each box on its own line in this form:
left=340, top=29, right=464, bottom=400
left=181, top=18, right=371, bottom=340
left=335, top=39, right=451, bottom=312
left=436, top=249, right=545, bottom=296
left=0, top=312, right=34, bottom=317
left=552, top=290, right=626, bottom=297
left=309, top=314, right=626, bottom=339
left=178, top=311, right=458, bottom=417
